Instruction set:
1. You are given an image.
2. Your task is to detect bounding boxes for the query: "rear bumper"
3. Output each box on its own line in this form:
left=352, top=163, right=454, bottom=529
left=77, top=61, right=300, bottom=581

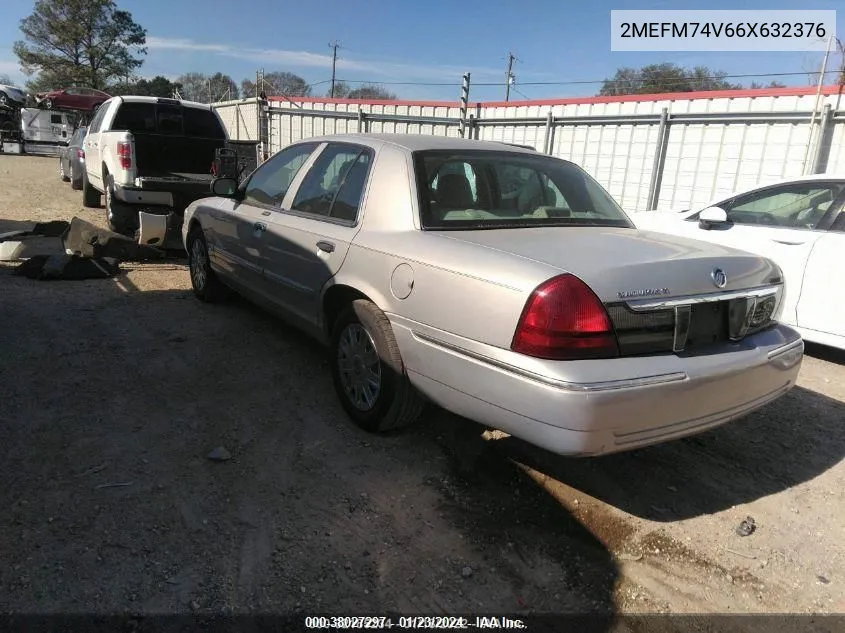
left=390, top=316, right=803, bottom=457
left=115, top=177, right=214, bottom=211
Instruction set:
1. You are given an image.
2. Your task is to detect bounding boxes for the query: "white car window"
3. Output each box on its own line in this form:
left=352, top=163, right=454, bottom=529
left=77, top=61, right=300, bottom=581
left=725, top=184, right=844, bottom=230
left=292, top=144, right=372, bottom=218
left=243, top=143, right=319, bottom=206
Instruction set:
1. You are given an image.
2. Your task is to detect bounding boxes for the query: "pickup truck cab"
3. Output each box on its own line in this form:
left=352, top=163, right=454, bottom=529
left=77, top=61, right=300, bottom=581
left=82, top=96, right=229, bottom=244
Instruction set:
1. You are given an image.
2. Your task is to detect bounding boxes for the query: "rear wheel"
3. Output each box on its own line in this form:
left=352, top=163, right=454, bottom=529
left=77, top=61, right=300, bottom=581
left=81, top=170, right=101, bottom=208
left=104, top=181, right=136, bottom=237
left=330, top=299, right=426, bottom=433
left=70, top=164, right=83, bottom=190
left=187, top=225, right=231, bottom=303
left=0, top=92, right=7, bottom=106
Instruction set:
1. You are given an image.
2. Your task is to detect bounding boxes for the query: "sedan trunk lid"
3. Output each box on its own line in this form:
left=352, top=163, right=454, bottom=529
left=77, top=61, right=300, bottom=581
left=433, top=226, right=781, bottom=302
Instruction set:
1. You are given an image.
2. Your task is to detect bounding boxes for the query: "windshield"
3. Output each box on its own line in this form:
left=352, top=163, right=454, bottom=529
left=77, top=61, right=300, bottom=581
left=414, top=150, right=633, bottom=230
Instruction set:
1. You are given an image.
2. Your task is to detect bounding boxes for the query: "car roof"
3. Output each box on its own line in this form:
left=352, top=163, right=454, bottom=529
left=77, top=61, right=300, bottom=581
left=111, top=95, right=214, bottom=110
left=722, top=173, right=845, bottom=198
left=296, top=133, right=541, bottom=155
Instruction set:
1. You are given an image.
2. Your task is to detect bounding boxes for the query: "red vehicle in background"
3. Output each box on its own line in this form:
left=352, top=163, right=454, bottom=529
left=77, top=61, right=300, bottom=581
left=36, top=87, right=111, bottom=112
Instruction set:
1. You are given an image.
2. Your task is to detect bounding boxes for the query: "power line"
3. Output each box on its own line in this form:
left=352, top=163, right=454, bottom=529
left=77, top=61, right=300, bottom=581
left=511, top=86, right=531, bottom=100
left=333, top=70, right=843, bottom=89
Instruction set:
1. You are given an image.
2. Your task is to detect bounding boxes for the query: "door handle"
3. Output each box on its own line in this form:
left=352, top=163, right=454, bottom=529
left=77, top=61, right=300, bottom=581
left=771, top=239, right=805, bottom=246
left=316, top=241, right=335, bottom=253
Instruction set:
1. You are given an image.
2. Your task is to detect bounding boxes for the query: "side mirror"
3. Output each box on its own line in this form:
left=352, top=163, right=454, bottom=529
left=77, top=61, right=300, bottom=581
left=211, top=177, right=239, bottom=197
left=699, top=206, right=728, bottom=229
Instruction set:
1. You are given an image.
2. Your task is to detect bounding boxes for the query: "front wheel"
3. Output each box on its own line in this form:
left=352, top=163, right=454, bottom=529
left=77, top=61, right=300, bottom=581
left=186, top=226, right=231, bottom=303
left=330, top=300, right=426, bottom=433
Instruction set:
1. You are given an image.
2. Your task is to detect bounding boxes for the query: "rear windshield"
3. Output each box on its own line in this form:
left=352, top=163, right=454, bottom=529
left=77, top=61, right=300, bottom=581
left=414, top=150, right=633, bottom=230
left=111, top=102, right=225, bottom=139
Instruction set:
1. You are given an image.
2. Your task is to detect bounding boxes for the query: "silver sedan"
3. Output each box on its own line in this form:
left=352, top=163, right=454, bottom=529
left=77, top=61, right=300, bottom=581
left=182, top=134, right=803, bottom=457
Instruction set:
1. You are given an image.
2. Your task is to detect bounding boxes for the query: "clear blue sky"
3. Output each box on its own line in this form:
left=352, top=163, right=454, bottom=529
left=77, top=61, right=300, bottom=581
left=0, top=0, right=841, bottom=101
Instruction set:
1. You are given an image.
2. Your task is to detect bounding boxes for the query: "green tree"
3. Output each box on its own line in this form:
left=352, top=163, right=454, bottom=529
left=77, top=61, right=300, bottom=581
left=242, top=71, right=311, bottom=99
left=13, top=0, right=146, bottom=92
left=598, top=63, right=741, bottom=96
left=109, top=74, right=178, bottom=97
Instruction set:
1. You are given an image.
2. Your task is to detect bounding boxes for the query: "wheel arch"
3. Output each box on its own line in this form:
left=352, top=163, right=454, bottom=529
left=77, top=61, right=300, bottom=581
left=322, top=284, right=373, bottom=338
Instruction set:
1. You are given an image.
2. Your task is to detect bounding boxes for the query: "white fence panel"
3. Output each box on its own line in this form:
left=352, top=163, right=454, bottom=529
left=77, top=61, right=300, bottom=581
left=214, top=88, right=845, bottom=212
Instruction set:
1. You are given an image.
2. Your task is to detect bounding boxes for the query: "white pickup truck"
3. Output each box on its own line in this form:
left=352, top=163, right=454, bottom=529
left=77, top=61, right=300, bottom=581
left=81, top=96, right=230, bottom=245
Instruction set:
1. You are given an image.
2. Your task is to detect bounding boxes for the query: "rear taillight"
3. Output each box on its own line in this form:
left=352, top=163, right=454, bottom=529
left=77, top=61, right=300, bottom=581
left=511, top=274, right=619, bottom=360
left=117, top=141, right=131, bottom=169
left=77, top=149, right=84, bottom=159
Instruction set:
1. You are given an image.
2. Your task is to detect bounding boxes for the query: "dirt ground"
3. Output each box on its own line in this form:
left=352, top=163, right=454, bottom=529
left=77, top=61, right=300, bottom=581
left=1, top=155, right=844, bottom=622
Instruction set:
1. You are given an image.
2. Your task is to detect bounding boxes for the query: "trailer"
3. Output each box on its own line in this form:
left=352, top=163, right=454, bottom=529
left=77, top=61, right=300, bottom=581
left=0, top=105, right=85, bottom=156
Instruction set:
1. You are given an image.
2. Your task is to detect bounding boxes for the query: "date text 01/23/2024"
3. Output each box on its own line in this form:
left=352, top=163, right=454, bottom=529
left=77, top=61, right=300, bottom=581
left=304, top=616, right=527, bottom=629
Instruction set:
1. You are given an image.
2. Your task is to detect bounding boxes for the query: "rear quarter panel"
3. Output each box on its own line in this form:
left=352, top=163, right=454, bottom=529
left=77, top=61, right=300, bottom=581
left=328, top=143, right=558, bottom=350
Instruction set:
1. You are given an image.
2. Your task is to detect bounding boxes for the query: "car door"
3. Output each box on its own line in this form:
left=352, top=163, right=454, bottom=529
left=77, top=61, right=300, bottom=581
left=83, top=104, right=108, bottom=186
left=204, top=142, right=321, bottom=294
left=680, top=182, right=845, bottom=326
left=258, top=142, right=373, bottom=325
left=794, top=208, right=845, bottom=343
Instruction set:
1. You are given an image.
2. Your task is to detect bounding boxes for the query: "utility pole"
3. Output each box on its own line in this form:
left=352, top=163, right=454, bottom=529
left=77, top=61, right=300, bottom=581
left=504, top=51, right=517, bottom=101
left=802, top=35, right=834, bottom=174
left=329, top=41, right=341, bottom=97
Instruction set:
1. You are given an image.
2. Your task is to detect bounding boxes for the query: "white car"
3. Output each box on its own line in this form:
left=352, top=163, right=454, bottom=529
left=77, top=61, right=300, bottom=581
left=632, top=175, right=845, bottom=351
left=0, top=83, right=28, bottom=107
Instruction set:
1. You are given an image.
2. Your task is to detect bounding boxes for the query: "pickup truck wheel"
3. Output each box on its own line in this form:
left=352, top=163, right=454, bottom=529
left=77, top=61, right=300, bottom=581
left=330, top=299, right=426, bottom=433
left=104, top=185, right=137, bottom=237
left=59, top=158, right=70, bottom=182
left=187, top=226, right=231, bottom=303
left=81, top=171, right=101, bottom=208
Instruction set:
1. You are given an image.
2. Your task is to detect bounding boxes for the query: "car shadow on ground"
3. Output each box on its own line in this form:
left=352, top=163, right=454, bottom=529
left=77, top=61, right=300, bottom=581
left=805, top=342, right=845, bottom=366
left=0, top=265, right=620, bottom=624
left=422, top=384, right=845, bottom=523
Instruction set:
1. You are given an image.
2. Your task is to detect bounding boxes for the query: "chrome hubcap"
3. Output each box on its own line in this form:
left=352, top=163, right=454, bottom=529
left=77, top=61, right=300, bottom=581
left=337, top=323, right=381, bottom=411
left=190, top=239, right=208, bottom=289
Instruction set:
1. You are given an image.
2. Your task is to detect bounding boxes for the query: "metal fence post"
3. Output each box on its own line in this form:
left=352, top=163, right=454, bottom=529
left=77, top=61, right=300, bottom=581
left=235, top=103, right=240, bottom=139
left=646, top=108, right=670, bottom=210
left=543, top=110, right=554, bottom=154
left=459, top=73, right=471, bottom=138
left=358, top=109, right=366, bottom=133
left=811, top=104, right=834, bottom=174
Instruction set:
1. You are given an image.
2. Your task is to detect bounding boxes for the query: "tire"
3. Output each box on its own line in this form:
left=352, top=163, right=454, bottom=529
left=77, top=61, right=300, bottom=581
left=70, top=164, right=83, bottom=190
left=44, top=98, right=53, bottom=110
left=81, top=170, right=101, bottom=208
left=330, top=299, right=426, bottom=433
left=186, top=225, right=231, bottom=303
left=59, top=158, right=70, bottom=182
left=104, top=181, right=137, bottom=237
left=0, top=92, right=7, bottom=106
